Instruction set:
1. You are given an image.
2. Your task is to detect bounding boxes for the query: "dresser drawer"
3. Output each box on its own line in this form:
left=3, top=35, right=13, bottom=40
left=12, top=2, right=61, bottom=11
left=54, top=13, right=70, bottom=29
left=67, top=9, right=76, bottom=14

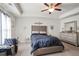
left=60, top=32, right=77, bottom=44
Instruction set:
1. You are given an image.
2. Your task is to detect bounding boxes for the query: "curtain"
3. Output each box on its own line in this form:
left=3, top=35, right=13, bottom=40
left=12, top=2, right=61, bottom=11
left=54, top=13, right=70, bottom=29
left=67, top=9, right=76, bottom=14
left=1, top=13, right=11, bottom=44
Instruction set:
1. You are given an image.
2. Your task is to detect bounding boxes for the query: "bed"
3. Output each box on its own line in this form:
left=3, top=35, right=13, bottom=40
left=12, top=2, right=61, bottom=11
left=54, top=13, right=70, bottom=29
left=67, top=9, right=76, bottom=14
left=31, top=25, right=64, bottom=56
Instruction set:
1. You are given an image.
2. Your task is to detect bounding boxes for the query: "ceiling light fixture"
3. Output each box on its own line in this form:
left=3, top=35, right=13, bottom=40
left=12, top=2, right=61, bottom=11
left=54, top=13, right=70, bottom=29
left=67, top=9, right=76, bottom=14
left=48, top=8, right=54, bottom=12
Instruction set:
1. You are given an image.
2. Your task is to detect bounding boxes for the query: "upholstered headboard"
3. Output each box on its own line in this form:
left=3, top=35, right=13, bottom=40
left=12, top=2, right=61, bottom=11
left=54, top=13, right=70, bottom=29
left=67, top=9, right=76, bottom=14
left=31, top=25, right=47, bottom=34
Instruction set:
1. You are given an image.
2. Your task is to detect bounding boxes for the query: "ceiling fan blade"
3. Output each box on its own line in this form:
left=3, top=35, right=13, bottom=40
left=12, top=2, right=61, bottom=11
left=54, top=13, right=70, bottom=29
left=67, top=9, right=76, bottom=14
left=55, top=8, right=62, bottom=11
left=49, top=12, right=51, bottom=14
left=55, top=3, right=61, bottom=7
left=44, top=3, right=49, bottom=7
left=41, top=9, right=48, bottom=12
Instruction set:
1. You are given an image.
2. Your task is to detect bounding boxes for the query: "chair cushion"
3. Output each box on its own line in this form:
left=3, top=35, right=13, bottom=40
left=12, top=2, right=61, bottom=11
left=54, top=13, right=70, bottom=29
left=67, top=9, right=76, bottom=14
left=4, top=38, right=18, bottom=46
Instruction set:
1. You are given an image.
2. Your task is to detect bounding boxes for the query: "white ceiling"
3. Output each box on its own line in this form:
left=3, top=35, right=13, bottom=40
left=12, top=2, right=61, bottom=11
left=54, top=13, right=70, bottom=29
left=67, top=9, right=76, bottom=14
left=19, top=3, right=79, bottom=19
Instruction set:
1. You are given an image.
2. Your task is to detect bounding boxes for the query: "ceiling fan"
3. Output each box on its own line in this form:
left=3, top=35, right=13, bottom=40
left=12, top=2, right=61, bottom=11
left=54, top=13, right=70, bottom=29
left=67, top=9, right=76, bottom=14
left=41, top=3, right=62, bottom=14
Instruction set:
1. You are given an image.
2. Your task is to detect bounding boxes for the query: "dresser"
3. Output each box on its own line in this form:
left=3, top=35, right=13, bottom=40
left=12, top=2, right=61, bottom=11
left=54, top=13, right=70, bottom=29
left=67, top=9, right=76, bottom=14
left=60, top=32, right=79, bottom=46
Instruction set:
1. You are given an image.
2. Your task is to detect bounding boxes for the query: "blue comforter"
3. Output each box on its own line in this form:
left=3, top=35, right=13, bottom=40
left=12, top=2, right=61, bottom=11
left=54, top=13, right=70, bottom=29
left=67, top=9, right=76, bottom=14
left=31, top=34, right=64, bottom=53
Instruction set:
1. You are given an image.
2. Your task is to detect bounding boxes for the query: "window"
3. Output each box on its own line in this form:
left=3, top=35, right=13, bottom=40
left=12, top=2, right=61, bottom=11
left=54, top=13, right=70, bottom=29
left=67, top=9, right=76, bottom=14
left=0, top=12, right=2, bottom=45
left=0, top=12, right=11, bottom=44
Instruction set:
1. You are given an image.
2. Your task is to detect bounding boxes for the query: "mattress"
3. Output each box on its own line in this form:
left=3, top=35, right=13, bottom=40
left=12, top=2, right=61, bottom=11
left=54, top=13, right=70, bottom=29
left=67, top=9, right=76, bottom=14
left=32, top=46, right=64, bottom=56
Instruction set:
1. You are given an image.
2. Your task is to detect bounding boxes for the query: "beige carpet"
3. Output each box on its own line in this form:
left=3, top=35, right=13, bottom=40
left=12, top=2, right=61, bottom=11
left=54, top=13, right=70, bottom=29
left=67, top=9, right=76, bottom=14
left=16, top=42, right=79, bottom=56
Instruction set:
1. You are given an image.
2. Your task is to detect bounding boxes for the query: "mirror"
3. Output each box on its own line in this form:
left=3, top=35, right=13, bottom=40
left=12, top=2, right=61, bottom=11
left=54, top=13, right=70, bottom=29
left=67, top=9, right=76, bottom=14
left=64, top=21, right=77, bottom=33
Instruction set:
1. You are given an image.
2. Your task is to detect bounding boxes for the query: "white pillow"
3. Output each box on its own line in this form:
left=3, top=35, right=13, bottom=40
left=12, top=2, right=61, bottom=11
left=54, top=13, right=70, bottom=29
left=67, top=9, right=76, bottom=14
left=32, top=31, right=39, bottom=33
left=40, top=31, right=47, bottom=34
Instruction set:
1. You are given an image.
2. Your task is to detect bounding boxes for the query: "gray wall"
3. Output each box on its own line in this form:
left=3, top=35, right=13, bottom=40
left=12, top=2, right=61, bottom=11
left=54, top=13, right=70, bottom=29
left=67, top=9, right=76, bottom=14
left=60, top=14, right=79, bottom=32
left=15, top=17, right=60, bottom=43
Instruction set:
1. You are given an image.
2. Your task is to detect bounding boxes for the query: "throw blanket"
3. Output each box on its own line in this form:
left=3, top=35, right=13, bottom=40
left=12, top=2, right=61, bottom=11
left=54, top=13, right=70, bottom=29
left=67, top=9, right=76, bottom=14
left=31, top=34, right=64, bottom=53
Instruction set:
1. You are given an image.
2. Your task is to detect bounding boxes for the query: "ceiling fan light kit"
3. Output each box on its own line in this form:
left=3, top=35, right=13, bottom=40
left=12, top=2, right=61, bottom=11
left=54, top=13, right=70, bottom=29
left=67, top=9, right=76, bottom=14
left=48, top=8, right=54, bottom=12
